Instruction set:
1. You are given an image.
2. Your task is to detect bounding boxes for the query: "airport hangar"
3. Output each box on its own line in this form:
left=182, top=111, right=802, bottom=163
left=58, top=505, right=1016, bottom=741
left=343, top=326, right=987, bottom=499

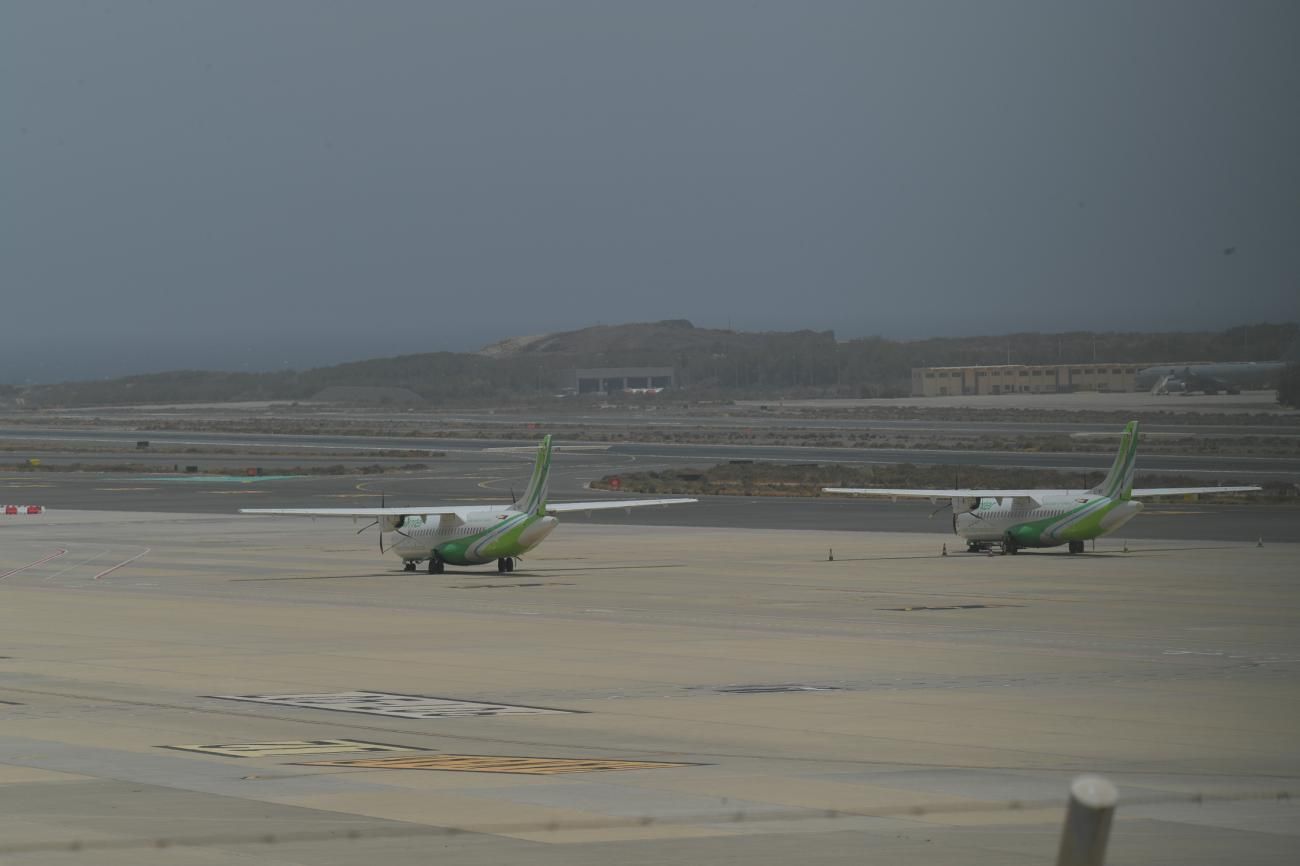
left=912, top=362, right=1142, bottom=397
left=566, top=367, right=676, bottom=394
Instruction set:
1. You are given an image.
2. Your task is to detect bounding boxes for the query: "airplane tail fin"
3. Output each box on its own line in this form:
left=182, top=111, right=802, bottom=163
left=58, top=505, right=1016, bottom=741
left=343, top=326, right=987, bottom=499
left=515, top=435, right=552, bottom=516
left=1091, top=421, right=1139, bottom=501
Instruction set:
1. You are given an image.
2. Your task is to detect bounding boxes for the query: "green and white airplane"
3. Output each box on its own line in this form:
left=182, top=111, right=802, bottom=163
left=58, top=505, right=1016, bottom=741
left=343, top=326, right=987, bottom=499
left=241, top=435, right=695, bottom=573
left=824, top=421, right=1260, bottom=554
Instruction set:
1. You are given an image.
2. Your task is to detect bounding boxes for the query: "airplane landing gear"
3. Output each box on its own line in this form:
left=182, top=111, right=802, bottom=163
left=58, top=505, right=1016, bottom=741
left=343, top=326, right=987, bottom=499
left=403, top=561, right=416, bottom=572
left=496, top=557, right=515, bottom=573
left=427, top=556, right=444, bottom=575
left=1068, top=540, right=1085, bottom=554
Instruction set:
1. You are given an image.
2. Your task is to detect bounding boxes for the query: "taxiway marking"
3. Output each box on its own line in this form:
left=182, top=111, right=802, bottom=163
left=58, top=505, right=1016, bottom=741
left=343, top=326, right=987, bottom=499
left=301, top=754, right=694, bottom=774
left=0, top=548, right=68, bottom=579
left=164, top=739, right=423, bottom=758
left=93, top=548, right=152, bottom=580
left=211, top=691, right=577, bottom=719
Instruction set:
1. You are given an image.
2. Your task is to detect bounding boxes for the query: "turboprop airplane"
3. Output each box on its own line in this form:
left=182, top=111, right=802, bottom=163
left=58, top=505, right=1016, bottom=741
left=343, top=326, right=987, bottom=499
left=241, top=435, right=695, bottom=573
left=824, top=421, right=1260, bottom=554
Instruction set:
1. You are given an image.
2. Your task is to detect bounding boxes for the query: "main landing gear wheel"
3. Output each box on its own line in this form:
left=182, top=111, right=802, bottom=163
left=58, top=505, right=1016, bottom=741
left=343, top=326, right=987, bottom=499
left=403, top=561, right=416, bottom=572
left=497, top=557, right=515, bottom=573
left=427, top=556, right=445, bottom=575
left=1004, top=538, right=1019, bottom=555
left=1068, top=540, right=1085, bottom=554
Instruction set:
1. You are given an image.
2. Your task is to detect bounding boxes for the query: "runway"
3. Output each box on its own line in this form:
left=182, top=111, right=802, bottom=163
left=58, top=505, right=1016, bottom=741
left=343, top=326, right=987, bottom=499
left=2, top=457, right=1296, bottom=543
left=1, top=511, right=1297, bottom=864
left=4, top=426, right=1300, bottom=483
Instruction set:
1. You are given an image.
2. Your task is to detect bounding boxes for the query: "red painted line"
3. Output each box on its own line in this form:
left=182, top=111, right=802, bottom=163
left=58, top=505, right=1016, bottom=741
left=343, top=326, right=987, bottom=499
left=93, top=548, right=151, bottom=581
left=0, top=548, right=68, bottom=579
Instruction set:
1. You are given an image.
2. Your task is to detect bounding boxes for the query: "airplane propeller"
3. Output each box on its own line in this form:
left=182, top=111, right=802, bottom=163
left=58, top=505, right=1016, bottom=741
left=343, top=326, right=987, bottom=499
left=929, top=470, right=961, bottom=518
left=356, top=491, right=386, bottom=553
left=354, top=492, right=411, bottom=555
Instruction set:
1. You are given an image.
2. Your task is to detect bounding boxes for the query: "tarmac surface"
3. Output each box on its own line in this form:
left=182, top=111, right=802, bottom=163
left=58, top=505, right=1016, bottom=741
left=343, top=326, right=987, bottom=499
left=1, top=511, right=1297, bottom=864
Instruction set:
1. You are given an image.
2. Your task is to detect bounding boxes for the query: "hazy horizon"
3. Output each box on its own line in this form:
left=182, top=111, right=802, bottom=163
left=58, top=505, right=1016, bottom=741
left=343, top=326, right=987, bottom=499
left=5, top=2, right=1298, bottom=384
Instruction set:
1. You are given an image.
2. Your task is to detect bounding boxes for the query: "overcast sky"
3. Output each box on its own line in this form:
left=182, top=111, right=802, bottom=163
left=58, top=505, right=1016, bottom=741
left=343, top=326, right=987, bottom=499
left=4, top=1, right=1298, bottom=382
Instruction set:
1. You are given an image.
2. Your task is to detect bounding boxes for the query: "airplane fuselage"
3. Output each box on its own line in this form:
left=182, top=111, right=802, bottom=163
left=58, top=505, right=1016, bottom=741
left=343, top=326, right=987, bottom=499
left=954, top=495, right=1143, bottom=548
left=385, top=511, right=558, bottom=566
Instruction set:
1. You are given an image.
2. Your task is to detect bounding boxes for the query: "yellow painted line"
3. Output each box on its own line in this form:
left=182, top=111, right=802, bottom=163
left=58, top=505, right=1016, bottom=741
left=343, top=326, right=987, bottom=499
left=301, top=754, right=698, bottom=774
left=165, top=739, right=422, bottom=758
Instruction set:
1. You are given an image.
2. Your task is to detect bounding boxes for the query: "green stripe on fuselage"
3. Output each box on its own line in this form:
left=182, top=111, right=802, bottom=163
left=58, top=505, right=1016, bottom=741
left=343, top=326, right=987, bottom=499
left=433, top=513, right=538, bottom=565
left=1006, top=497, right=1120, bottom=547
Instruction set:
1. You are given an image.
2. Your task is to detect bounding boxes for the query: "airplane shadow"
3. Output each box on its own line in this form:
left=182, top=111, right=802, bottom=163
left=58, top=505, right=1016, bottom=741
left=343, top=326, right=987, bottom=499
left=232, top=563, right=687, bottom=582
left=231, top=573, right=400, bottom=582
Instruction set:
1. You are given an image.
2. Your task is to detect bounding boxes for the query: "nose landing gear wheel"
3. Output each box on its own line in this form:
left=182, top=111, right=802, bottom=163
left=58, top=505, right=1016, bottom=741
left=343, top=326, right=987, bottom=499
left=1068, top=540, right=1085, bottom=554
left=403, top=561, right=416, bottom=572
left=427, top=556, right=444, bottom=575
left=497, top=557, right=516, bottom=573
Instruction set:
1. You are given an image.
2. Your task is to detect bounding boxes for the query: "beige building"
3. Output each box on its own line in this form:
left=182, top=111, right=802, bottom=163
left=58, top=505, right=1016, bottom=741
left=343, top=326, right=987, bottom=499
left=911, top=363, right=1141, bottom=397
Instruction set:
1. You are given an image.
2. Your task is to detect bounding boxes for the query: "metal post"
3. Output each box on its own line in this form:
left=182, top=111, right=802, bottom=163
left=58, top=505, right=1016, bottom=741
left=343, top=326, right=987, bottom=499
left=1057, top=775, right=1118, bottom=866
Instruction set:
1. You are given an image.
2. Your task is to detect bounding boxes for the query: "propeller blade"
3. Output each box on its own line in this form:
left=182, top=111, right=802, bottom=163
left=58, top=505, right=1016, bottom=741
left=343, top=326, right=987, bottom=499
left=356, top=520, right=378, bottom=534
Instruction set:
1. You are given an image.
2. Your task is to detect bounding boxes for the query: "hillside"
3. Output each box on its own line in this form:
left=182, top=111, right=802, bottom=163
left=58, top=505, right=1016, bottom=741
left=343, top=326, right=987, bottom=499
left=4, top=320, right=1295, bottom=408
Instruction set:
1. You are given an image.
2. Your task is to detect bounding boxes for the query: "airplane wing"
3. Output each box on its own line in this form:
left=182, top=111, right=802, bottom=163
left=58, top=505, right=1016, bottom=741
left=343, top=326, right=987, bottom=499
left=823, top=486, right=1262, bottom=501
left=240, top=506, right=478, bottom=517
left=823, top=488, right=1060, bottom=504
left=546, top=498, right=697, bottom=513
left=1130, top=486, right=1261, bottom=497
left=240, top=499, right=697, bottom=517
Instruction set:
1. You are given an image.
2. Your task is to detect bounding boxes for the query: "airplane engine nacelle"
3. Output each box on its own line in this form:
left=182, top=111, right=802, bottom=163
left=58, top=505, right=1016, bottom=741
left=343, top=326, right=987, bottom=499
left=380, top=515, right=409, bottom=532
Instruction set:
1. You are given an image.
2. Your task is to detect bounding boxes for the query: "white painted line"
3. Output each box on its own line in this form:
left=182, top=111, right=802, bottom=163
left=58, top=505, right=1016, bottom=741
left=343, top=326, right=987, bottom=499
left=93, top=548, right=151, bottom=580
left=46, top=549, right=111, bottom=581
left=0, top=548, right=67, bottom=579
left=211, top=691, right=576, bottom=719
